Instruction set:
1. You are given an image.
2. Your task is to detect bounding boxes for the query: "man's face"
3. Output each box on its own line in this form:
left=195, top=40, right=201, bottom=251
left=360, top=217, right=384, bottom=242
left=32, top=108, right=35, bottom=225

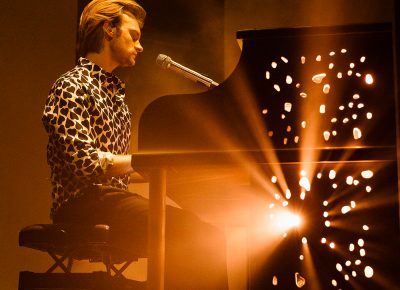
left=110, top=13, right=143, bottom=67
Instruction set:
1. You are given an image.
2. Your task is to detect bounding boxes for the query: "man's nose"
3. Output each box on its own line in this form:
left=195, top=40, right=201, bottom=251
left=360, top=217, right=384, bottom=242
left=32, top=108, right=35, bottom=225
left=136, top=41, right=143, bottom=53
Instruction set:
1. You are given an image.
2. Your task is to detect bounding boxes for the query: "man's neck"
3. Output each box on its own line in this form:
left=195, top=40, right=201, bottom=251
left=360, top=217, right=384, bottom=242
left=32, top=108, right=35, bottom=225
left=85, top=50, right=117, bottom=73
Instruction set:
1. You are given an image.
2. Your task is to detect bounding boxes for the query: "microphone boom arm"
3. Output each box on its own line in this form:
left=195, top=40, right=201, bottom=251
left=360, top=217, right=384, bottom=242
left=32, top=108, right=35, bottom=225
left=156, top=54, right=219, bottom=88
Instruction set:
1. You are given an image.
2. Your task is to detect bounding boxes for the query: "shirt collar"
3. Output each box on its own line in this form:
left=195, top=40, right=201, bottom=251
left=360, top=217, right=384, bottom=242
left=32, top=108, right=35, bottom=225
left=78, top=57, right=125, bottom=89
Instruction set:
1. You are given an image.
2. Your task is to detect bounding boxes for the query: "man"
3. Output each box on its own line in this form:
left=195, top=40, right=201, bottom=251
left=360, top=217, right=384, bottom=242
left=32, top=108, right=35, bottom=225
left=42, top=0, right=228, bottom=289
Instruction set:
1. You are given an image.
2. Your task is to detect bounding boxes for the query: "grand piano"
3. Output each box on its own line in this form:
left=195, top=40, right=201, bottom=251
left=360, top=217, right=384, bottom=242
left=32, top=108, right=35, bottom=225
left=133, top=23, right=400, bottom=290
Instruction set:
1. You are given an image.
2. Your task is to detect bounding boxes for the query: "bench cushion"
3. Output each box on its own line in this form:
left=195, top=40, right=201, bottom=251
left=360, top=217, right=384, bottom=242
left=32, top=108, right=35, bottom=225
left=19, top=224, right=139, bottom=262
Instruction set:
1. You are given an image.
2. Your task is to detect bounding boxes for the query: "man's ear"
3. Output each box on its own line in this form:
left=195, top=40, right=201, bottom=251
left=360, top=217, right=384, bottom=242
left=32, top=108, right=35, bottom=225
left=103, top=22, right=116, bottom=39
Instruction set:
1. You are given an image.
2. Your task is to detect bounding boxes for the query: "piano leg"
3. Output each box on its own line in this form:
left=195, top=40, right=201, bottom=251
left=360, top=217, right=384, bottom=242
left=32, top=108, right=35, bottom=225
left=148, top=168, right=167, bottom=290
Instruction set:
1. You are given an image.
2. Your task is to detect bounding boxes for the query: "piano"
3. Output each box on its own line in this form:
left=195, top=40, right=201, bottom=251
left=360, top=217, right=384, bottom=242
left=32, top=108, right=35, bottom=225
left=133, top=23, right=400, bottom=290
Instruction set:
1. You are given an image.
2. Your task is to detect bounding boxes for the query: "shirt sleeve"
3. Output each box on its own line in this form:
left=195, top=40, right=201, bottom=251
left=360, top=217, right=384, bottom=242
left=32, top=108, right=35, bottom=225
left=42, top=77, right=113, bottom=181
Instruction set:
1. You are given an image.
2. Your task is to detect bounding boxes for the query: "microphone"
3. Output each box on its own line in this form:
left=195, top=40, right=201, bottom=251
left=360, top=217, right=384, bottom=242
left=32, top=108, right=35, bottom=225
left=156, top=54, right=219, bottom=88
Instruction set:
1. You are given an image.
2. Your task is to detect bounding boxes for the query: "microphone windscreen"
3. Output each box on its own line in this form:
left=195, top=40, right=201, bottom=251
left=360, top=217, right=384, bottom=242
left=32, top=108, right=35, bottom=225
left=156, top=54, right=172, bottom=69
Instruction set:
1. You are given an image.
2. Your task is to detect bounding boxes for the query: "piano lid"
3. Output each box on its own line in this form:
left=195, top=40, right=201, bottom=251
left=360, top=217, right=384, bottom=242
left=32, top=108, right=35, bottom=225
left=138, top=23, right=395, bottom=160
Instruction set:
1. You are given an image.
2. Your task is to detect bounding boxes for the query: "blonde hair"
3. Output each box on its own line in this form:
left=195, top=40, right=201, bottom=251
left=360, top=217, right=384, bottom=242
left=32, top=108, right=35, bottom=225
left=78, top=0, right=146, bottom=57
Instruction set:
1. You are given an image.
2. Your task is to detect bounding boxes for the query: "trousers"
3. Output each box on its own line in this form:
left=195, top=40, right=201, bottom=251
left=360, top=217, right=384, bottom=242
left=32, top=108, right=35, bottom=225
left=53, top=186, right=229, bottom=290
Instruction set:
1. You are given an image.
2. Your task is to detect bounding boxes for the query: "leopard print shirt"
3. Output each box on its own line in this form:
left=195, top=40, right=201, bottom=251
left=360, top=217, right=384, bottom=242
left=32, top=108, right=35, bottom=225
left=42, top=58, right=132, bottom=218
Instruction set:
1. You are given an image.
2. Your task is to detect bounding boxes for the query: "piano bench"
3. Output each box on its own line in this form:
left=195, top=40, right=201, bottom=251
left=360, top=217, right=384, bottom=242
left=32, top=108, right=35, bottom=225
left=18, top=223, right=146, bottom=290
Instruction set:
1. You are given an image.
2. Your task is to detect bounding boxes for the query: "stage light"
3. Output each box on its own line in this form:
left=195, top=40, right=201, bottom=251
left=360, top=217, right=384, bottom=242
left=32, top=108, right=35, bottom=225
left=273, top=211, right=302, bottom=231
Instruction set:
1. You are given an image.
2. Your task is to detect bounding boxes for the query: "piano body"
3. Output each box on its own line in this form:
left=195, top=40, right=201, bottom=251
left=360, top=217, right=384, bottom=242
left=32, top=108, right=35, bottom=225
left=134, top=23, right=400, bottom=290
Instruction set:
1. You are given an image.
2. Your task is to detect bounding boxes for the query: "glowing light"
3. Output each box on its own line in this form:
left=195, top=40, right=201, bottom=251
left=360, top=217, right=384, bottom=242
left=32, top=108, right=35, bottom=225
left=323, top=200, right=328, bottom=206
left=300, top=191, right=306, bottom=200
left=332, top=130, right=337, bottom=136
left=353, top=127, right=362, bottom=139
left=321, top=237, right=327, bottom=244
left=269, top=203, right=275, bottom=209
left=365, top=74, right=374, bottom=84
left=320, top=104, right=326, bottom=114
left=276, top=212, right=301, bottom=230
left=332, top=183, right=337, bottom=189
left=345, top=260, right=351, bottom=266
left=353, top=93, right=360, bottom=99
left=363, top=225, right=369, bottom=231
left=366, top=186, right=372, bottom=192
left=325, top=220, right=331, bottom=227
left=272, top=275, right=278, bottom=286
left=332, top=280, right=337, bottom=287
left=301, top=56, right=305, bottom=64
left=347, top=70, right=353, bottom=76
left=265, top=71, right=270, bottom=79
left=349, top=244, right=355, bottom=251
left=343, top=118, right=349, bottom=124
left=357, top=103, right=364, bottom=108
left=300, top=92, right=307, bottom=98
left=281, top=114, right=286, bottom=119
left=341, top=206, right=351, bottom=214
left=329, top=51, right=335, bottom=56
left=281, top=56, right=288, bottom=63
left=353, top=179, right=359, bottom=185
left=344, top=274, right=350, bottom=281
left=350, top=63, right=355, bottom=68
left=346, top=176, right=353, bottom=185
left=339, top=105, right=345, bottom=110
left=329, top=63, right=334, bottom=69
left=317, top=173, right=322, bottom=179
left=329, top=170, right=336, bottom=179
left=360, top=56, right=366, bottom=63
left=352, top=114, right=357, bottom=120
left=268, top=131, right=274, bottom=137
left=323, top=84, right=330, bottom=94
left=301, top=121, right=306, bottom=128
left=286, top=75, right=293, bottom=84
left=364, top=266, right=374, bottom=278
left=299, top=255, right=304, bottom=260
left=284, top=102, right=292, bottom=112
left=337, top=72, right=343, bottom=78
left=348, top=102, right=354, bottom=108
left=323, top=211, right=329, bottom=218
left=366, top=112, right=373, bottom=119
left=355, top=259, right=361, bottom=265
left=282, top=201, right=289, bottom=207
left=360, top=249, right=366, bottom=257
left=350, top=201, right=356, bottom=208
left=271, top=62, right=277, bottom=68
left=316, top=55, right=321, bottom=61
left=329, top=242, right=335, bottom=249
left=295, top=272, right=306, bottom=288
left=271, top=176, right=277, bottom=183
left=299, top=177, right=311, bottom=191
left=294, top=136, right=299, bottom=143
left=285, top=189, right=292, bottom=199
left=274, top=193, right=280, bottom=200
left=331, top=118, right=337, bottom=123
left=274, top=84, right=280, bottom=91
left=312, top=73, right=326, bottom=83
left=336, top=263, right=343, bottom=272
left=262, top=109, right=268, bottom=114
left=356, top=72, right=362, bottom=77
left=361, top=170, right=373, bottom=179
left=352, top=271, right=357, bottom=277
left=358, top=239, right=365, bottom=247
left=302, top=237, right=307, bottom=244
left=341, top=48, right=347, bottom=53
